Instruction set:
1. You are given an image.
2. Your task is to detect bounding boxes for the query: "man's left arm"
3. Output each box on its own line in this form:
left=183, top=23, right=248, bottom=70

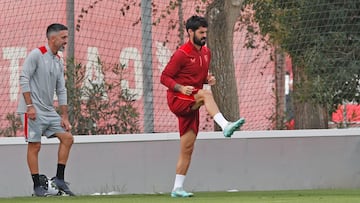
left=57, top=66, right=71, bottom=131
left=204, top=49, right=214, bottom=85
left=59, top=105, right=71, bottom=131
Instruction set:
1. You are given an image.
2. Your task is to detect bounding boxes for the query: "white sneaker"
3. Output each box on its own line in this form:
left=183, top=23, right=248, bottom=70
left=223, top=118, right=245, bottom=137
left=171, top=187, right=194, bottom=197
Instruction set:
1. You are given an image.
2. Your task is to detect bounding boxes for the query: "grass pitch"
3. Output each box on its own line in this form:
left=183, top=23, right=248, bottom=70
left=0, top=189, right=360, bottom=203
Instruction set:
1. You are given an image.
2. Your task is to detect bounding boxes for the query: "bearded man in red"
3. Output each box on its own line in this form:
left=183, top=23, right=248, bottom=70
left=160, top=15, right=245, bottom=197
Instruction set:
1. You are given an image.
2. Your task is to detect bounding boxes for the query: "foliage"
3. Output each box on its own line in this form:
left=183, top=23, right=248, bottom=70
left=66, top=59, right=140, bottom=135
left=0, top=113, right=22, bottom=137
left=76, top=0, right=139, bottom=31
left=152, top=0, right=210, bottom=47
left=244, top=0, right=360, bottom=114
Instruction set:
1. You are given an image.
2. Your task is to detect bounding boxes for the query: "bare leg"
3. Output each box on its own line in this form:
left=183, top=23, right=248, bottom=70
left=192, top=89, right=244, bottom=137
left=192, top=89, right=220, bottom=117
left=176, top=130, right=197, bottom=175
left=52, top=132, right=75, bottom=196
left=27, top=142, right=41, bottom=174
left=172, top=129, right=197, bottom=194
left=56, top=132, right=74, bottom=165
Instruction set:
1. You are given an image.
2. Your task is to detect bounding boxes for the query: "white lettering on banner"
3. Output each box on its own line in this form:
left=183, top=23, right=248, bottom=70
left=155, top=42, right=171, bottom=73
left=82, top=47, right=108, bottom=100
left=3, top=47, right=27, bottom=101
left=120, top=47, right=143, bottom=100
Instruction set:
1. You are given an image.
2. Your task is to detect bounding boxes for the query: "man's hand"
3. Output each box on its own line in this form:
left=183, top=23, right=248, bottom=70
left=207, top=73, right=216, bottom=86
left=175, top=84, right=195, bottom=95
left=181, top=85, right=195, bottom=95
left=27, top=106, right=37, bottom=120
left=61, top=118, right=72, bottom=132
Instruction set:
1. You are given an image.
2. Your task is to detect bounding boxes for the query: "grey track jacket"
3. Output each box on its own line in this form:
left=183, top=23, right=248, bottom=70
left=17, top=44, right=67, bottom=114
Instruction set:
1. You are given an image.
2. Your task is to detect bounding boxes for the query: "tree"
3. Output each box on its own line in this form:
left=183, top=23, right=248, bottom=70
left=245, top=0, right=360, bottom=129
left=205, top=0, right=244, bottom=130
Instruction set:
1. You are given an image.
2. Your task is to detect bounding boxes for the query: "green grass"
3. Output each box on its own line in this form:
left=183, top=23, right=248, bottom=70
left=1, top=189, right=360, bottom=203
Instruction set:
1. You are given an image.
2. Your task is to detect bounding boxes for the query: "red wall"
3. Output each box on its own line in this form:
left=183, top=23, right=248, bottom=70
left=0, top=0, right=276, bottom=134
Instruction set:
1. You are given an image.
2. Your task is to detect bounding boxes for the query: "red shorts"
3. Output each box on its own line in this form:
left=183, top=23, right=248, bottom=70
left=167, top=90, right=200, bottom=136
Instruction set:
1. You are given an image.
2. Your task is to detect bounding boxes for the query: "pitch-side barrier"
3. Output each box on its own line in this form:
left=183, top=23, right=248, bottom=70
left=1, top=129, right=360, bottom=197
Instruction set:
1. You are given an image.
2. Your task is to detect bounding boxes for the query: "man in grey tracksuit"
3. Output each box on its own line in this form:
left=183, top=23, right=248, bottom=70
left=17, top=23, right=75, bottom=197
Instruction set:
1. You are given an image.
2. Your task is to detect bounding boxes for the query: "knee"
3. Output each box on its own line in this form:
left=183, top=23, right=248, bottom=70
left=28, top=142, right=41, bottom=153
left=62, top=133, right=74, bottom=146
left=67, top=133, right=74, bottom=145
left=199, top=89, right=213, bottom=99
left=182, top=143, right=194, bottom=155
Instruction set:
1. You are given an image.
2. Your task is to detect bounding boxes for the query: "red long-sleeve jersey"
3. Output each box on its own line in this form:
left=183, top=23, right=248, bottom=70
left=160, top=40, right=211, bottom=92
left=161, top=41, right=211, bottom=136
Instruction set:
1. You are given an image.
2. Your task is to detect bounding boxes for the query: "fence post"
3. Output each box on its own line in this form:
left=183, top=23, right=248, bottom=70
left=141, top=0, right=154, bottom=133
left=66, top=0, right=75, bottom=124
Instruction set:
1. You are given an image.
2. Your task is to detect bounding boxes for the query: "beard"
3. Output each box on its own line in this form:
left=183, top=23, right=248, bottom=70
left=58, top=45, right=65, bottom=52
left=193, top=35, right=206, bottom=47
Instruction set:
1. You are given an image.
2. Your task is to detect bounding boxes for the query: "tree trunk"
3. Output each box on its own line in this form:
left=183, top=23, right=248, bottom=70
left=274, top=47, right=286, bottom=129
left=294, top=102, right=328, bottom=129
left=177, top=0, right=184, bottom=45
left=293, top=65, right=328, bottom=129
left=206, top=0, right=243, bottom=130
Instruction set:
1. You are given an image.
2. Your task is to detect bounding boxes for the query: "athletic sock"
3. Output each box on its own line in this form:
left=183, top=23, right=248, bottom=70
left=32, top=174, right=40, bottom=188
left=173, top=174, right=186, bottom=191
left=56, top=164, right=65, bottom=180
left=213, top=113, right=229, bottom=130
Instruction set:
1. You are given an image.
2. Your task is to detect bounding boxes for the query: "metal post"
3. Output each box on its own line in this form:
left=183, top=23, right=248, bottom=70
left=141, top=0, right=154, bottom=133
left=66, top=0, right=75, bottom=124
left=66, top=0, right=75, bottom=59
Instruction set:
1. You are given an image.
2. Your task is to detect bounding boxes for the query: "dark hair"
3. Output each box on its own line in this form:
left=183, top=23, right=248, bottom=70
left=46, top=23, right=68, bottom=39
left=185, top=15, right=208, bottom=33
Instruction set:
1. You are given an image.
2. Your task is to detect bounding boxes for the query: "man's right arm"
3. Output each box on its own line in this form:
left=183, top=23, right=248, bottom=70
left=174, top=83, right=183, bottom=92
left=20, top=50, right=39, bottom=119
left=20, top=50, right=38, bottom=107
left=160, top=51, right=183, bottom=91
left=19, top=50, right=38, bottom=94
left=22, top=92, right=33, bottom=106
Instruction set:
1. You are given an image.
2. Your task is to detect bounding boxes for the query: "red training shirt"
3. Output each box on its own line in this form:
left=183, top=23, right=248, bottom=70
left=160, top=40, right=211, bottom=92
